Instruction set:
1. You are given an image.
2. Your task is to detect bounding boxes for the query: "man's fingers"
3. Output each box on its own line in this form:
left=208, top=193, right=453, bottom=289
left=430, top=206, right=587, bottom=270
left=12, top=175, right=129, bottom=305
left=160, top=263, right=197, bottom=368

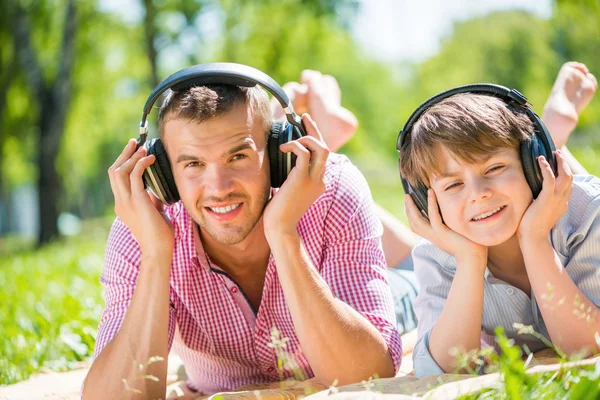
left=131, top=154, right=156, bottom=194
left=109, top=139, right=137, bottom=171
left=279, top=140, right=311, bottom=173
left=301, top=113, right=325, bottom=143
left=294, top=136, right=330, bottom=179
left=116, top=146, right=147, bottom=175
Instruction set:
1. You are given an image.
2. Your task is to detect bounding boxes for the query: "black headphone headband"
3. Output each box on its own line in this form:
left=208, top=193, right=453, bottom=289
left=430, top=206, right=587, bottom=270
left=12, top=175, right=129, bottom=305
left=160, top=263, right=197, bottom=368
left=138, top=62, right=303, bottom=142
left=396, top=83, right=530, bottom=151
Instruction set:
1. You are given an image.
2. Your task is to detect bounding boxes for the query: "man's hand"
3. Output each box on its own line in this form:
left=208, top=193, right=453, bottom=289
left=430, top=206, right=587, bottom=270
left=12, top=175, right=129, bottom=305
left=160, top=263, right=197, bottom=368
left=517, top=150, right=573, bottom=242
left=263, top=114, right=329, bottom=239
left=108, top=139, right=174, bottom=257
left=405, top=189, right=487, bottom=267
left=542, top=62, right=598, bottom=149
left=271, top=70, right=358, bottom=152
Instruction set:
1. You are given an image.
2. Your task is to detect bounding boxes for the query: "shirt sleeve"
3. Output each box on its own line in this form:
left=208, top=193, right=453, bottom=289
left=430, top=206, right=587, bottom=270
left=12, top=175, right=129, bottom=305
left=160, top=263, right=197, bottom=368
left=411, top=241, right=454, bottom=378
left=315, top=158, right=403, bottom=373
left=93, top=217, right=177, bottom=359
left=556, top=176, right=600, bottom=307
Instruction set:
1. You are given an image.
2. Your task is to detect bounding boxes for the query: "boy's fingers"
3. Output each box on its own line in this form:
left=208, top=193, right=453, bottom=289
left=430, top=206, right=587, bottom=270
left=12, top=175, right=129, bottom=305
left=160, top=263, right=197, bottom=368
left=404, top=194, right=430, bottom=236
left=555, top=151, right=574, bottom=195
left=427, top=189, right=444, bottom=228
left=538, top=156, right=556, bottom=194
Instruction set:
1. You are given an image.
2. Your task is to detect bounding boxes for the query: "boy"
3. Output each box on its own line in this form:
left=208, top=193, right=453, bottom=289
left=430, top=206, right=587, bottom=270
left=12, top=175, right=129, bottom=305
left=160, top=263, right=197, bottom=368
left=398, top=80, right=600, bottom=377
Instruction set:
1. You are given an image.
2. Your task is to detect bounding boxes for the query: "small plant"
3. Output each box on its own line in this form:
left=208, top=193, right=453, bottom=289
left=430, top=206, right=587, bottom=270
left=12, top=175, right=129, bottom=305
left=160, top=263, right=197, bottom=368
left=122, top=355, right=164, bottom=398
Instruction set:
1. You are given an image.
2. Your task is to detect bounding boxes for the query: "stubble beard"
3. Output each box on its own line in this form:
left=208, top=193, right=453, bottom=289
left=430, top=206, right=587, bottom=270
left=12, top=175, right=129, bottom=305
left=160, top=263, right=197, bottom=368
left=194, top=188, right=270, bottom=246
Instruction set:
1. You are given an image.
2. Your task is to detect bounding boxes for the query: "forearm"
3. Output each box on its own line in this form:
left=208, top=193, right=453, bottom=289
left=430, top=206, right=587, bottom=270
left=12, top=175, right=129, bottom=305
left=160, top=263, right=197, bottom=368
left=269, top=232, right=394, bottom=386
left=83, top=254, right=172, bottom=399
left=428, top=260, right=486, bottom=373
left=522, top=239, right=600, bottom=355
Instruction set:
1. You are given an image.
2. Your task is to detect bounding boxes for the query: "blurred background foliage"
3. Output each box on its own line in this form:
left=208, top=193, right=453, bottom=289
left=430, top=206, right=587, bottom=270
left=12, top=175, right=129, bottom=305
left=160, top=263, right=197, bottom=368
left=1, top=0, right=599, bottom=385
left=1, top=0, right=599, bottom=245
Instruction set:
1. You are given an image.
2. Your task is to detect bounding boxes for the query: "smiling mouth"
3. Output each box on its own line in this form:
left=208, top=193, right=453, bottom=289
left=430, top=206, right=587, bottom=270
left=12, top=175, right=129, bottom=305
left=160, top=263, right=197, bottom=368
left=207, top=203, right=242, bottom=214
left=471, top=205, right=506, bottom=221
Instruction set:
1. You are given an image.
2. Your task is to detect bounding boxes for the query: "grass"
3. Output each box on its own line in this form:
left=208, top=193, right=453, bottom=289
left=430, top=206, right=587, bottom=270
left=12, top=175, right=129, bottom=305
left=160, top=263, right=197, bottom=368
left=454, top=327, right=600, bottom=399
left=0, top=217, right=112, bottom=385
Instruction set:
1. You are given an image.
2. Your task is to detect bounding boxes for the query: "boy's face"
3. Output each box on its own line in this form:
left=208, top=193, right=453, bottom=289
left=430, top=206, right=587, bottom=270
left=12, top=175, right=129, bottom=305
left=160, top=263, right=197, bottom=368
left=162, top=102, right=271, bottom=245
left=429, top=146, right=533, bottom=246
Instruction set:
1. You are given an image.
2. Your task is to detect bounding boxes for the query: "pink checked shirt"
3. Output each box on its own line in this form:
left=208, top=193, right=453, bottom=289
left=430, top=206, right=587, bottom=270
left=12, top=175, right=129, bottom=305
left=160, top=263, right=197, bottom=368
left=94, top=153, right=402, bottom=394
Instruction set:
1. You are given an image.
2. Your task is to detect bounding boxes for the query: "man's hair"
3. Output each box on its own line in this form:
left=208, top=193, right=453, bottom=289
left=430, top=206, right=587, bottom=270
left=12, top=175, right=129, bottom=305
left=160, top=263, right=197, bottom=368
left=399, top=93, right=535, bottom=187
left=157, top=85, right=272, bottom=139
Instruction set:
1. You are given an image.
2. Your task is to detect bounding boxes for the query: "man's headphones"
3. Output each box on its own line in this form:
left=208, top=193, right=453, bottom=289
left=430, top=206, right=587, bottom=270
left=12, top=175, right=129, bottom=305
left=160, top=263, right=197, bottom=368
left=136, top=63, right=306, bottom=205
left=396, top=83, right=558, bottom=218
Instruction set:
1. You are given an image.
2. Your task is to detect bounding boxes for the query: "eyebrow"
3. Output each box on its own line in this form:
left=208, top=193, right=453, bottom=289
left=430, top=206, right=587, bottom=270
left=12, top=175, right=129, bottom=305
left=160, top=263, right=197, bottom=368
left=175, top=141, right=256, bottom=164
left=434, top=170, right=461, bottom=180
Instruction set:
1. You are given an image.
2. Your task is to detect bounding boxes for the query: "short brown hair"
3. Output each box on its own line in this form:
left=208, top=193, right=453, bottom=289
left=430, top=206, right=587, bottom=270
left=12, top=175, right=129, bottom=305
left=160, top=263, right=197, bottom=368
left=157, top=84, right=272, bottom=139
left=399, top=93, right=534, bottom=187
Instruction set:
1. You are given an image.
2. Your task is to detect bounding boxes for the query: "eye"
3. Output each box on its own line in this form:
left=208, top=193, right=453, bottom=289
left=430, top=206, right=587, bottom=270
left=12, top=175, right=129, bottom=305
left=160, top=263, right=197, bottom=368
left=231, top=154, right=247, bottom=162
left=486, top=165, right=505, bottom=174
left=445, top=182, right=462, bottom=191
left=185, top=161, right=200, bottom=168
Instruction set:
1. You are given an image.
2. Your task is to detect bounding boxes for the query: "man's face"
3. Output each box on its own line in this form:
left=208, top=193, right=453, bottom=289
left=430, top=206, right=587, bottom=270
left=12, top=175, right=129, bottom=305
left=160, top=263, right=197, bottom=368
left=162, top=103, right=271, bottom=245
left=429, top=147, right=533, bottom=247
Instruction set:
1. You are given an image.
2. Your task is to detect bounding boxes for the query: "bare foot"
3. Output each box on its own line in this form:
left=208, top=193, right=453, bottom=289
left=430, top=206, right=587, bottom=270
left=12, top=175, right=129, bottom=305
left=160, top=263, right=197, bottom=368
left=271, top=71, right=358, bottom=152
left=542, top=62, right=598, bottom=148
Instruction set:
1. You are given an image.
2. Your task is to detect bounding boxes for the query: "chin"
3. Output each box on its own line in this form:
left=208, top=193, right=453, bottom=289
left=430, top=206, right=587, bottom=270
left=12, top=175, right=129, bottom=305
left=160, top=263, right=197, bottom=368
left=466, top=228, right=517, bottom=247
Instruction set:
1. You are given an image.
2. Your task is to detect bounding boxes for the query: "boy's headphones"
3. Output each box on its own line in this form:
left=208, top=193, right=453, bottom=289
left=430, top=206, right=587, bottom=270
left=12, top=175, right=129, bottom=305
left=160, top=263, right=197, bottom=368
left=136, top=63, right=306, bottom=205
left=396, top=83, right=558, bottom=218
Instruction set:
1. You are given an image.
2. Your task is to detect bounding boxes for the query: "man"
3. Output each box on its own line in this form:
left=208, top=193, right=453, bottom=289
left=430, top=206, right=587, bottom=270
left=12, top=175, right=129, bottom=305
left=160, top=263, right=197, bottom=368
left=82, top=66, right=402, bottom=399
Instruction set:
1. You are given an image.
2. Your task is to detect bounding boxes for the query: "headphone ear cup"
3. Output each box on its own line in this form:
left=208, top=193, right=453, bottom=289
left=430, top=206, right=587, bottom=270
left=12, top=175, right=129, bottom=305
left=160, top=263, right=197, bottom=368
left=268, top=121, right=298, bottom=188
left=399, top=165, right=430, bottom=219
left=520, top=137, right=543, bottom=199
left=145, top=138, right=180, bottom=204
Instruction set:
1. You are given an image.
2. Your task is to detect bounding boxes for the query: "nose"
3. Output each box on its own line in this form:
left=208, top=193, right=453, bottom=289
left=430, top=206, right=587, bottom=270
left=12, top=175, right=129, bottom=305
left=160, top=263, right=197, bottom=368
left=468, top=177, right=492, bottom=203
left=204, top=165, right=235, bottom=198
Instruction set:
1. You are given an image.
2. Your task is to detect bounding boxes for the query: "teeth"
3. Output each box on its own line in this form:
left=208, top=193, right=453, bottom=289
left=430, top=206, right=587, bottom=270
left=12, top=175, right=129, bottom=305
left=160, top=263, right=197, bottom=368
left=209, top=203, right=241, bottom=214
left=472, top=206, right=504, bottom=221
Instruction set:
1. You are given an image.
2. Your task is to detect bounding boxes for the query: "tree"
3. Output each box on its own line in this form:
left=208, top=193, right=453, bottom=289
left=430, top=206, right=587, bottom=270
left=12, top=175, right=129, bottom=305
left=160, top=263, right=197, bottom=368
left=11, top=0, right=77, bottom=245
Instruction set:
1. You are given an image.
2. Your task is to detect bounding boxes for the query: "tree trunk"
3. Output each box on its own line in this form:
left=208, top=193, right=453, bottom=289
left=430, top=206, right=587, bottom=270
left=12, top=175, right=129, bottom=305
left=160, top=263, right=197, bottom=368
left=13, top=0, right=77, bottom=245
left=143, top=0, right=159, bottom=87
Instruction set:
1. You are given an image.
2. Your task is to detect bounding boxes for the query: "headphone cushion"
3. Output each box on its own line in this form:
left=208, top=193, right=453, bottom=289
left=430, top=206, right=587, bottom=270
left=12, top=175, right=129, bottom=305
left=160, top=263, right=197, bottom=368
left=520, top=137, right=543, bottom=199
left=147, top=138, right=180, bottom=204
left=268, top=121, right=284, bottom=188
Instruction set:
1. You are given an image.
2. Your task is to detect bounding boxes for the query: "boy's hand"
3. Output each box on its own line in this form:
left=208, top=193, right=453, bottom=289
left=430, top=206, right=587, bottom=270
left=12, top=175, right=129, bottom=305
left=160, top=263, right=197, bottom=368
left=108, top=139, right=175, bottom=258
left=517, top=150, right=573, bottom=242
left=405, top=189, right=488, bottom=267
left=263, top=114, right=329, bottom=239
left=542, top=62, right=597, bottom=149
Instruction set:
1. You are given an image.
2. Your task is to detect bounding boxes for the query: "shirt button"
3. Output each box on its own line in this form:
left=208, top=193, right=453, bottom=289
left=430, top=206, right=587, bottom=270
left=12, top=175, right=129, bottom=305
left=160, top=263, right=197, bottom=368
left=267, top=366, right=275, bottom=373
left=230, top=286, right=239, bottom=294
left=507, top=288, right=514, bottom=295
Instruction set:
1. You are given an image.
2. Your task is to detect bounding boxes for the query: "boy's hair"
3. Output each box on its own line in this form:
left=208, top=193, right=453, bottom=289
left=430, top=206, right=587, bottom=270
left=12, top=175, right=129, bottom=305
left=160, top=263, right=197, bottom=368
left=158, top=85, right=272, bottom=140
left=399, top=93, right=535, bottom=187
